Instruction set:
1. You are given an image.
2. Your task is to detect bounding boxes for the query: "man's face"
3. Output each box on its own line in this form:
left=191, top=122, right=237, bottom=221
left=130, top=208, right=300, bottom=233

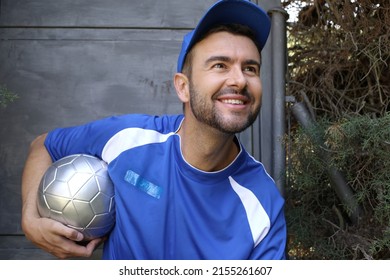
left=187, top=31, right=263, bottom=134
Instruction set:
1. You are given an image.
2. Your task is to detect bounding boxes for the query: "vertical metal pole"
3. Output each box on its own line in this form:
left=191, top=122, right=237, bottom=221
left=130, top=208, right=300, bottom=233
left=268, top=7, right=289, bottom=196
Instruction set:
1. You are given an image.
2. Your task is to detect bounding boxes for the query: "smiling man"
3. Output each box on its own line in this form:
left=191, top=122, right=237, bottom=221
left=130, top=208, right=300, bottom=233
left=21, top=0, right=287, bottom=260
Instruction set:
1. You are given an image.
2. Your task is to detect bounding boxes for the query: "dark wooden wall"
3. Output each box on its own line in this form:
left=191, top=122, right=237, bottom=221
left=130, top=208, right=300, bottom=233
left=0, top=0, right=282, bottom=259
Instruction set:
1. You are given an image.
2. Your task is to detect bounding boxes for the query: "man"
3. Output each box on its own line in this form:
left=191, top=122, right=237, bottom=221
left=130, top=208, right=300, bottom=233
left=21, top=0, right=287, bottom=259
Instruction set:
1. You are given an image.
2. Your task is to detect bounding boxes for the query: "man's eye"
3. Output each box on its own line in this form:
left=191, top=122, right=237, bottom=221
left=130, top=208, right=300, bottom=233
left=244, top=66, right=258, bottom=73
left=213, top=63, right=225, bottom=69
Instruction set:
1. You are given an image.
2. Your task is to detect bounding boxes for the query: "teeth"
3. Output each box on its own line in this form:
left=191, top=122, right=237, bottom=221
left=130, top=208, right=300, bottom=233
left=222, top=99, right=244, bottom=105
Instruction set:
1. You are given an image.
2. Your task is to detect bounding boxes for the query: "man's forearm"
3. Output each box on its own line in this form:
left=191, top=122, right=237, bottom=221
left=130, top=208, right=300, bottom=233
left=21, top=133, right=52, bottom=227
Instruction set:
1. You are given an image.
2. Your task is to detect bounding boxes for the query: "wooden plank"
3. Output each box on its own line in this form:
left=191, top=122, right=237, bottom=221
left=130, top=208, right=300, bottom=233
left=0, top=0, right=216, bottom=28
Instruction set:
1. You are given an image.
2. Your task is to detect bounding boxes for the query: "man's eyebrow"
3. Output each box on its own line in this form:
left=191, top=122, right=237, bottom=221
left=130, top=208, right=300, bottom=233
left=204, top=56, right=261, bottom=68
left=244, top=59, right=261, bottom=68
left=204, top=56, right=232, bottom=66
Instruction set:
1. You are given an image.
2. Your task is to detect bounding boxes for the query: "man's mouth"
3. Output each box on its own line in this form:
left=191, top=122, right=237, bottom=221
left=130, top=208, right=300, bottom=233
left=215, top=88, right=251, bottom=106
left=221, top=99, right=245, bottom=105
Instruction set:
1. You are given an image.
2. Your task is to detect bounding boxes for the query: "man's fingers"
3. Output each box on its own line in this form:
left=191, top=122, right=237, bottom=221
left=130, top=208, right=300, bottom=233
left=48, top=220, right=84, bottom=242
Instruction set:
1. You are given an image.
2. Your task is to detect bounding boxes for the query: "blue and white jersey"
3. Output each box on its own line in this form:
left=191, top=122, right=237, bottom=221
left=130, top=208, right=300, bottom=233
left=45, top=114, right=286, bottom=259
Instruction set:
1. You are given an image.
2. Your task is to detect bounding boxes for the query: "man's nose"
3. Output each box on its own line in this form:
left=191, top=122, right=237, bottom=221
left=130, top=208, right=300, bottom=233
left=226, top=66, right=247, bottom=90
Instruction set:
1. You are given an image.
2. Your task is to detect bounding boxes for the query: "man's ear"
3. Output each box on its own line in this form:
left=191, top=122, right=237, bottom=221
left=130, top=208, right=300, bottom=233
left=174, top=73, right=190, bottom=103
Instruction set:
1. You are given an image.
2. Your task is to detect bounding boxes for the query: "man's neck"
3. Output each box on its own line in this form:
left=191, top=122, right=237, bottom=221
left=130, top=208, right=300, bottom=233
left=177, top=119, right=240, bottom=172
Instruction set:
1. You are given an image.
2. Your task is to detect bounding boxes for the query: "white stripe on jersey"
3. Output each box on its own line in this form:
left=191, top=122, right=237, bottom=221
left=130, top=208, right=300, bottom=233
left=229, top=176, right=270, bottom=247
left=102, top=128, right=175, bottom=164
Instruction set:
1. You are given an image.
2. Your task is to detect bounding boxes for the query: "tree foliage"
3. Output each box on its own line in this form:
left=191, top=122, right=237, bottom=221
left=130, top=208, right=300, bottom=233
left=285, top=0, right=389, bottom=118
left=283, top=0, right=390, bottom=259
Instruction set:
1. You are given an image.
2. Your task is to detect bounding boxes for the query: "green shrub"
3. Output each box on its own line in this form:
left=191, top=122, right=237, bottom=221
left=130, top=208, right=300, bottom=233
left=286, top=114, right=390, bottom=259
left=0, top=84, right=18, bottom=108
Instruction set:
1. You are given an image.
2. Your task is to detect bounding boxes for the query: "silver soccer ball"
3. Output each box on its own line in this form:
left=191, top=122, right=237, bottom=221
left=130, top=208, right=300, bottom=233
left=37, top=154, right=115, bottom=240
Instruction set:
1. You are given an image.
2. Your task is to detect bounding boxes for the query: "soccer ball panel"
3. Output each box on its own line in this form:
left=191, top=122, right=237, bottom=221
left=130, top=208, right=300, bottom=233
left=68, top=173, right=95, bottom=198
left=91, top=192, right=111, bottom=214
left=37, top=190, right=51, bottom=218
left=41, top=166, right=57, bottom=191
left=55, top=163, right=77, bottom=182
left=88, top=213, right=115, bottom=229
left=96, top=176, right=115, bottom=196
left=64, top=200, right=95, bottom=228
left=83, top=155, right=107, bottom=173
left=44, top=180, right=71, bottom=198
left=45, top=193, right=71, bottom=212
left=72, top=155, right=96, bottom=172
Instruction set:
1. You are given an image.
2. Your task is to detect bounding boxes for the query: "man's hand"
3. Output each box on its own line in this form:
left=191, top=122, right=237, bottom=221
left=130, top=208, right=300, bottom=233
left=23, top=214, right=104, bottom=259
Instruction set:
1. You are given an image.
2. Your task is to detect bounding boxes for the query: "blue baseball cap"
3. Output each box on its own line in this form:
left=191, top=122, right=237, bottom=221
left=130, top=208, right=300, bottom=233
left=177, top=0, right=271, bottom=73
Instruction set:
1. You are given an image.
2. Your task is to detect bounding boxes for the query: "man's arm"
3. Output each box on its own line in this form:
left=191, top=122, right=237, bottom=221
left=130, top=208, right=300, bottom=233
left=21, top=133, right=103, bottom=259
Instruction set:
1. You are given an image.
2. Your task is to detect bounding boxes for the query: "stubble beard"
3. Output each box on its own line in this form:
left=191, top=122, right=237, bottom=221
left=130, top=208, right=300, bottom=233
left=188, top=80, right=261, bottom=135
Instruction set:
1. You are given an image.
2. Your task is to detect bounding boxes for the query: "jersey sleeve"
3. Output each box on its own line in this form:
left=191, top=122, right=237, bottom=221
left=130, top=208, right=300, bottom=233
left=44, top=114, right=184, bottom=162
left=249, top=198, right=287, bottom=260
left=44, top=114, right=152, bottom=162
left=44, top=116, right=118, bottom=162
